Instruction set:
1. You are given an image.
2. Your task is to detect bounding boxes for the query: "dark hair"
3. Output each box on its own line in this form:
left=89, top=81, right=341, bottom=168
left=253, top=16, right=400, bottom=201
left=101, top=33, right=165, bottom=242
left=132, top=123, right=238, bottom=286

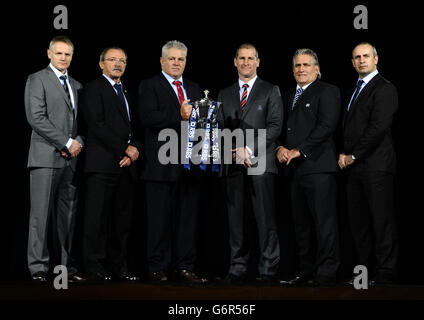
left=99, top=47, right=128, bottom=62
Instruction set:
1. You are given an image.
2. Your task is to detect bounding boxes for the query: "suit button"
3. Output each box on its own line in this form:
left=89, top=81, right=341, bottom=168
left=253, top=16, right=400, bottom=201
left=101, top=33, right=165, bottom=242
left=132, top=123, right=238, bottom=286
left=287, top=127, right=291, bottom=131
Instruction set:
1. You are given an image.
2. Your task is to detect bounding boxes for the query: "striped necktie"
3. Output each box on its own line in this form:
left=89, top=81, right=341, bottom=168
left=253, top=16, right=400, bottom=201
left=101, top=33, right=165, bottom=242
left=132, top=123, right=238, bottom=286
left=292, top=87, right=303, bottom=110
left=241, top=83, right=249, bottom=112
left=59, top=75, right=72, bottom=106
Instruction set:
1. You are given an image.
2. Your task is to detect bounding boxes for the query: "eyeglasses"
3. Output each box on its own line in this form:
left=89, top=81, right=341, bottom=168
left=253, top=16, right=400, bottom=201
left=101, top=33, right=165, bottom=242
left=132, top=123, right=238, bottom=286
left=104, top=58, right=127, bottom=64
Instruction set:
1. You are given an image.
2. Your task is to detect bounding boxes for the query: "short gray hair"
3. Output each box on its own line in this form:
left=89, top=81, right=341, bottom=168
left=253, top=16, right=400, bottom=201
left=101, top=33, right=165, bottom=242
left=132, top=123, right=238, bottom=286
left=49, top=35, right=74, bottom=53
left=293, top=48, right=321, bottom=79
left=162, top=40, right=187, bottom=58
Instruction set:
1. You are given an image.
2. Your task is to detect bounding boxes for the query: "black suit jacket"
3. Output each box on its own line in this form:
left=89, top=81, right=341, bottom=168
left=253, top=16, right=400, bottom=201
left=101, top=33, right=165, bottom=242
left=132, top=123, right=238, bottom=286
left=80, top=76, right=141, bottom=175
left=279, top=80, right=341, bottom=175
left=218, top=77, right=283, bottom=176
left=342, top=73, right=398, bottom=173
left=137, top=73, right=202, bottom=182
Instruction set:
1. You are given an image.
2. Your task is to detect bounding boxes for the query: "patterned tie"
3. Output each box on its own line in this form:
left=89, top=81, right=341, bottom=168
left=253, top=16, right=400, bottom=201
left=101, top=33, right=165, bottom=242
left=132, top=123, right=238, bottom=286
left=292, top=87, right=303, bottom=110
left=173, top=80, right=185, bottom=105
left=59, top=75, right=72, bottom=106
left=347, top=79, right=365, bottom=111
left=241, top=83, right=249, bottom=112
left=113, top=83, right=130, bottom=120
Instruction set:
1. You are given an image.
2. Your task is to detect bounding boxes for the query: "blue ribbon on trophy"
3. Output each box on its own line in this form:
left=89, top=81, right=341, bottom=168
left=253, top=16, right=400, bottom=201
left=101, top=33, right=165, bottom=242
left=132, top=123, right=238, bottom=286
left=184, top=90, right=221, bottom=172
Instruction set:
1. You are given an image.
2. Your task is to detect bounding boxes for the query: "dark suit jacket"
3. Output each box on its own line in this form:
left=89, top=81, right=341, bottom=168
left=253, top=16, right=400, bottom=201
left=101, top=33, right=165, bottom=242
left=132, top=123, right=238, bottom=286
left=80, top=76, right=141, bottom=175
left=218, top=77, right=283, bottom=176
left=137, top=73, right=202, bottom=182
left=342, top=73, right=398, bottom=173
left=279, top=80, right=341, bottom=176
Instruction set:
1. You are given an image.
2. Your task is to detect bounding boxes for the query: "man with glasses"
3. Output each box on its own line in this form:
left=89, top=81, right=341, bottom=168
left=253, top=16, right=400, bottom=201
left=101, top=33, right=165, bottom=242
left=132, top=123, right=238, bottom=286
left=80, top=47, right=141, bottom=282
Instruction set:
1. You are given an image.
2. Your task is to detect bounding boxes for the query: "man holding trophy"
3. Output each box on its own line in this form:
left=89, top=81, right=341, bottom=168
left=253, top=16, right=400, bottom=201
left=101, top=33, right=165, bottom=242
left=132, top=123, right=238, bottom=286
left=138, top=40, right=207, bottom=283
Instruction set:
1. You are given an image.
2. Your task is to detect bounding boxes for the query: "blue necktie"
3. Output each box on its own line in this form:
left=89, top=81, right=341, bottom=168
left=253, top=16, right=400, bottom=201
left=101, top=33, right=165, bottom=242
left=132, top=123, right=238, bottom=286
left=292, top=87, right=303, bottom=110
left=348, top=79, right=365, bottom=111
left=113, top=83, right=130, bottom=120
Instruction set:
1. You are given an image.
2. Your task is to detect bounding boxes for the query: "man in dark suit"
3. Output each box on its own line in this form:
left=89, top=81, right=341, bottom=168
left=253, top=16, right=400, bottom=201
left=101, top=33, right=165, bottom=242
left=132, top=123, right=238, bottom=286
left=277, top=48, right=341, bottom=286
left=24, top=36, right=85, bottom=283
left=218, top=43, right=283, bottom=282
left=339, top=42, right=398, bottom=285
left=81, top=47, right=141, bottom=282
left=138, top=40, right=206, bottom=283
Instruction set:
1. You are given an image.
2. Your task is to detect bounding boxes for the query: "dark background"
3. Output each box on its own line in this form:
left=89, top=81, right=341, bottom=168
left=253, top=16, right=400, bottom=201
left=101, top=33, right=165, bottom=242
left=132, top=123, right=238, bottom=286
left=2, top=0, right=422, bottom=285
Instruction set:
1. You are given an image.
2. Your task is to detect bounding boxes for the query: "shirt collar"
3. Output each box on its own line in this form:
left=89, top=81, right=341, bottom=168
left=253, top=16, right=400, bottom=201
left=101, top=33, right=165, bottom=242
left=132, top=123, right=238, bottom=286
left=359, top=69, right=379, bottom=85
left=162, top=70, right=183, bottom=86
left=239, top=76, right=257, bottom=89
left=102, top=73, right=123, bottom=87
left=296, top=81, right=314, bottom=91
left=49, top=63, right=69, bottom=80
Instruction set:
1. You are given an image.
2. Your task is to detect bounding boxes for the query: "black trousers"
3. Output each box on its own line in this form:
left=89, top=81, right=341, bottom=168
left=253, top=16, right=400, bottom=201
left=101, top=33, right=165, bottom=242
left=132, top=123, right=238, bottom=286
left=83, top=168, right=134, bottom=276
left=290, top=173, right=340, bottom=279
left=346, top=171, right=398, bottom=278
left=144, top=169, right=201, bottom=274
left=224, top=172, right=280, bottom=277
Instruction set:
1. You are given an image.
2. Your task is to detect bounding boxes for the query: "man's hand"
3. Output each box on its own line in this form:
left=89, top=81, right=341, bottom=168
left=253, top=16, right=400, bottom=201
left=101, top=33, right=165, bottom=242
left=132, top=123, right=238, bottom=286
left=276, top=146, right=289, bottom=163
left=338, top=153, right=355, bottom=169
left=232, top=147, right=252, bottom=168
left=68, top=139, right=82, bottom=158
left=119, top=156, right=132, bottom=167
left=180, top=99, right=192, bottom=120
left=285, top=148, right=301, bottom=165
left=125, top=145, right=139, bottom=162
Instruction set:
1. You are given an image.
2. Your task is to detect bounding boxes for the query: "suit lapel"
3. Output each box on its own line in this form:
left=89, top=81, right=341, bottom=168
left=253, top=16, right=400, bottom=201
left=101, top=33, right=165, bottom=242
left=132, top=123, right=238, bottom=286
left=159, top=73, right=180, bottom=110
left=69, top=77, right=78, bottom=118
left=348, top=74, right=380, bottom=115
left=241, top=78, right=261, bottom=120
left=100, top=76, right=130, bottom=124
left=292, top=80, right=317, bottom=111
left=46, top=67, right=73, bottom=112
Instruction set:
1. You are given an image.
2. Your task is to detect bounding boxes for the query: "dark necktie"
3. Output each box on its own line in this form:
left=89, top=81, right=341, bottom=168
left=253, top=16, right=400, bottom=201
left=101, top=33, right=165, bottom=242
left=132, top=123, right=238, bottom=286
left=348, top=79, right=365, bottom=111
left=173, top=80, right=185, bottom=105
left=292, top=87, right=303, bottom=110
left=59, top=75, right=72, bottom=106
left=113, top=83, right=130, bottom=120
left=240, top=83, right=249, bottom=112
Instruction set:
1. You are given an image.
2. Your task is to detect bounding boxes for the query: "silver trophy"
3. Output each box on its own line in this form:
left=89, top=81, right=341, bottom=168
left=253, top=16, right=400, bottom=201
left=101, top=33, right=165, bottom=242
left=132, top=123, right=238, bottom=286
left=192, top=90, right=221, bottom=129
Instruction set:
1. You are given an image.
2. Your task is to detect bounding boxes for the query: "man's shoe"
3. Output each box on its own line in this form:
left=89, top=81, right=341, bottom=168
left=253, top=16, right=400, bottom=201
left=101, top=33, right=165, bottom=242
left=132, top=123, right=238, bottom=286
left=178, top=269, right=208, bottom=284
left=256, top=275, right=278, bottom=284
left=68, top=273, right=86, bottom=283
left=149, top=270, right=168, bottom=282
left=280, top=275, right=312, bottom=286
left=223, top=273, right=246, bottom=283
left=118, top=272, right=139, bottom=282
left=31, top=271, right=48, bottom=283
left=87, top=271, right=112, bottom=282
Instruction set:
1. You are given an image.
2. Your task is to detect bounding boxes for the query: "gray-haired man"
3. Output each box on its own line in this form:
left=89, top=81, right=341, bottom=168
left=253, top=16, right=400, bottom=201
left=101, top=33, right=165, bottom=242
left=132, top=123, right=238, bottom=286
left=24, top=36, right=85, bottom=283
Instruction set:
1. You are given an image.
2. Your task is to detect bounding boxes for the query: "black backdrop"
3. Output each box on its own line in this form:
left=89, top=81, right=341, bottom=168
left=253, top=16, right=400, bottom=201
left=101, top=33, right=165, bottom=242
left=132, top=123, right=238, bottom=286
left=3, top=0, right=423, bottom=286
